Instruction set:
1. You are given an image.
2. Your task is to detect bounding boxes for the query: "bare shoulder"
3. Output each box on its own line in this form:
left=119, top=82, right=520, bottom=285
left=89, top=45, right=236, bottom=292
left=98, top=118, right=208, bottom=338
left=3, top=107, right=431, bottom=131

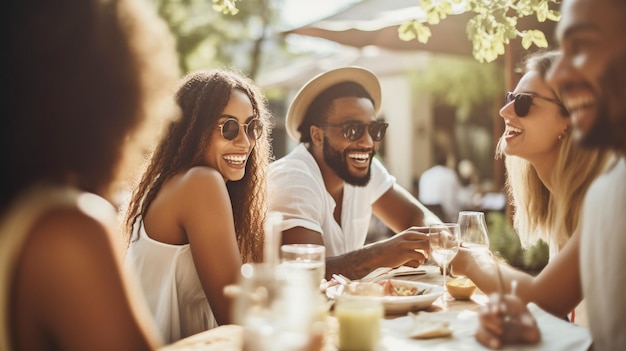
left=20, top=198, right=123, bottom=290
left=14, top=197, right=122, bottom=327
left=14, top=197, right=158, bottom=350
left=172, top=167, right=230, bottom=206
left=171, top=166, right=225, bottom=195
left=27, top=195, right=119, bottom=259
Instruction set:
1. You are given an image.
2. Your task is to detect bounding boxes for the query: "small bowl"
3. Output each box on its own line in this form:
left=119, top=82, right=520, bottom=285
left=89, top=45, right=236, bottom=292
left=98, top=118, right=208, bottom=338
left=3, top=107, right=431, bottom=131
left=446, top=278, right=477, bottom=300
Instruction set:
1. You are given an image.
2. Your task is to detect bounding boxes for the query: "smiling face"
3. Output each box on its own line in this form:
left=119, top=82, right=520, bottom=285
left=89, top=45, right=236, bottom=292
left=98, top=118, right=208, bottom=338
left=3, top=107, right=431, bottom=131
left=318, top=96, right=379, bottom=186
left=499, top=71, right=570, bottom=166
left=203, top=89, right=256, bottom=182
left=548, top=0, right=626, bottom=151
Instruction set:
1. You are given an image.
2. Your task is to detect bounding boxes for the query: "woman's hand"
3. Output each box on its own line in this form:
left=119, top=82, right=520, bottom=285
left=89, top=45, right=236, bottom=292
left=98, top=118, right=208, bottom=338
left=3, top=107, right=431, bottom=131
left=475, top=293, right=541, bottom=349
left=449, top=246, right=491, bottom=277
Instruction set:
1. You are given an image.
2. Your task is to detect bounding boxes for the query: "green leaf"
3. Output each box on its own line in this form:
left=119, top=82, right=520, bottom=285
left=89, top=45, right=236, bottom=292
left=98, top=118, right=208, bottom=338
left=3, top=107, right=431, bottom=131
left=398, top=0, right=560, bottom=63
left=398, top=20, right=432, bottom=43
left=520, top=30, right=549, bottom=49
left=546, top=10, right=561, bottom=21
left=398, top=21, right=418, bottom=41
left=212, top=0, right=240, bottom=15
left=416, top=25, right=432, bottom=43
left=427, top=9, right=442, bottom=25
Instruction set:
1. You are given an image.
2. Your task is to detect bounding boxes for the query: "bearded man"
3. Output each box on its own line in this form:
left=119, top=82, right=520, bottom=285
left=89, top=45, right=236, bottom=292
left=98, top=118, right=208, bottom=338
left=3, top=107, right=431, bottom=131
left=268, top=67, right=440, bottom=280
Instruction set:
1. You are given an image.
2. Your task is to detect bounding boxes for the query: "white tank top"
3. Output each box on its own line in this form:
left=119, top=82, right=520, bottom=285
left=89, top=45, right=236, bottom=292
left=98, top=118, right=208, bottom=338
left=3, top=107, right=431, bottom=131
left=125, top=219, right=217, bottom=343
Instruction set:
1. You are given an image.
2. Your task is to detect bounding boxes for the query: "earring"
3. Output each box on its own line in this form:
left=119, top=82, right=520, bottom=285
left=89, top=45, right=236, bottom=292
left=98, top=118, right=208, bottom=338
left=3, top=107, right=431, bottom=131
left=559, top=126, right=570, bottom=141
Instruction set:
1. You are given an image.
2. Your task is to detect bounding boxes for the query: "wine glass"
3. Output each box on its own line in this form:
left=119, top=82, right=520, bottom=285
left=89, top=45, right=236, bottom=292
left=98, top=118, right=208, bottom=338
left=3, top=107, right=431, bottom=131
left=457, top=211, right=490, bottom=250
left=429, top=223, right=460, bottom=310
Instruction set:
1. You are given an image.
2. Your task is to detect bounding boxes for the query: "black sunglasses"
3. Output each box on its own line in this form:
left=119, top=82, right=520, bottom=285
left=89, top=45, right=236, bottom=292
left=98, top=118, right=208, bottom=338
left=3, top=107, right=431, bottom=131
left=505, top=92, right=566, bottom=117
left=318, top=120, right=389, bottom=142
left=218, top=118, right=263, bottom=141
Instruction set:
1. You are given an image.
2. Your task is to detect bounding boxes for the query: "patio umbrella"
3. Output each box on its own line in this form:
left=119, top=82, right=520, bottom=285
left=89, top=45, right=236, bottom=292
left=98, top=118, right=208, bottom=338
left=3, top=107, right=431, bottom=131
left=285, top=0, right=557, bottom=60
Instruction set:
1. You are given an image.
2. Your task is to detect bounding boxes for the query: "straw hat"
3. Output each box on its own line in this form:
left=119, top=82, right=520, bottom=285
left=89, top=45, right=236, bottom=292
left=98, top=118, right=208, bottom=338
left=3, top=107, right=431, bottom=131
left=285, top=66, right=382, bottom=141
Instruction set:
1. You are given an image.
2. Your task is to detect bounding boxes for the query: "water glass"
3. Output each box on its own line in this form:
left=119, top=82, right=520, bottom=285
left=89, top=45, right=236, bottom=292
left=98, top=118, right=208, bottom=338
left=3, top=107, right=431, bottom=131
left=280, top=244, right=326, bottom=286
left=232, top=263, right=317, bottom=351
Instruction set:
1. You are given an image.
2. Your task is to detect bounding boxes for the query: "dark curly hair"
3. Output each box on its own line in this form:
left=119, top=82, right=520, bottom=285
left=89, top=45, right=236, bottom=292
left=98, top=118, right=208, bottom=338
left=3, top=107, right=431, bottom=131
left=1, top=0, right=178, bottom=212
left=125, top=69, right=272, bottom=263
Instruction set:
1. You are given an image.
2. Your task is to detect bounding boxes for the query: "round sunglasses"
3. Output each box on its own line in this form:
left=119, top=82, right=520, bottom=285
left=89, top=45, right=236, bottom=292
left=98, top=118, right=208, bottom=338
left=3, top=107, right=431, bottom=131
left=217, top=118, right=263, bottom=141
left=505, top=92, right=566, bottom=117
left=318, top=120, right=389, bottom=142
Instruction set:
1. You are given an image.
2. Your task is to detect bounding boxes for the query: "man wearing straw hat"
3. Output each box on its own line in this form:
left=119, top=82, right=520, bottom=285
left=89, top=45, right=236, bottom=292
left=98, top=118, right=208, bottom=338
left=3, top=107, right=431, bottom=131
left=268, top=66, right=441, bottom=280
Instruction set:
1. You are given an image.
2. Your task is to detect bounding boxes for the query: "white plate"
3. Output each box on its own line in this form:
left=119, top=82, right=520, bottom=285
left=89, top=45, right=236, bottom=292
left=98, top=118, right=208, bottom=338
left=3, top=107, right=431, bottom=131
left=326, top=280, right=443, bottom=314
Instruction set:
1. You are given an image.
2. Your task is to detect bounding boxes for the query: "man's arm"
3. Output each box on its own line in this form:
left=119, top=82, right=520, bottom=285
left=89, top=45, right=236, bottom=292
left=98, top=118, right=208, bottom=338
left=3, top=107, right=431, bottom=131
left=372, top=183, right=442, bottom=232
left=282, top=226, right=430, bottom=280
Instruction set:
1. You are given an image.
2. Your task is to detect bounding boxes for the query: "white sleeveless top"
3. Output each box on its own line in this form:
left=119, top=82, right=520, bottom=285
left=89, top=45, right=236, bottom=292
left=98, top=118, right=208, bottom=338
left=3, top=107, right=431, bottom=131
left=125, top=220, right=217, bottom=343
left=0, top=184, right=82, bottom=350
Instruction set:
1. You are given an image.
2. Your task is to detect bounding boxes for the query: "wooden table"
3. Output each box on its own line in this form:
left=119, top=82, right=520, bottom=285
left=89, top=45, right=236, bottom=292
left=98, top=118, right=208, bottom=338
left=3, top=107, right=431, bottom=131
left=160, top=264, right=485, bottom=351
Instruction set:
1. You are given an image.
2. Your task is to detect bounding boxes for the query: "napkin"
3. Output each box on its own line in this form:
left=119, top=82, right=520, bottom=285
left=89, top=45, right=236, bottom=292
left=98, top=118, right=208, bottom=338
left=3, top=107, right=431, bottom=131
left=381, top=303, right=592, bottom=351
left=407, top=311, right=453, bottom=339
left=360, top=266, right=427, bottom=283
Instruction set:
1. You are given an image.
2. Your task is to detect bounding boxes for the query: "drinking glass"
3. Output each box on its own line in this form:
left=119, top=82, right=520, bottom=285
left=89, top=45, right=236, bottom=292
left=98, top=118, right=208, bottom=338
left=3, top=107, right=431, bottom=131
left=429, top=223, right=460, bottom=310
left=280, top=244, right=326, bottom=287
left=335, top=294, right=384, bottom=351
left=232, top=263, right=317, bottom=351
left=457, top=211, right=490, bottom=250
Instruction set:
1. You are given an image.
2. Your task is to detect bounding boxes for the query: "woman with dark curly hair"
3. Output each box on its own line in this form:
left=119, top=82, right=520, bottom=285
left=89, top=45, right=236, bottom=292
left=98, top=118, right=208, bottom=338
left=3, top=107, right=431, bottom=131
left=0, top=0, right=179, bottom=349
left=124, top=68, right=272, bottom=343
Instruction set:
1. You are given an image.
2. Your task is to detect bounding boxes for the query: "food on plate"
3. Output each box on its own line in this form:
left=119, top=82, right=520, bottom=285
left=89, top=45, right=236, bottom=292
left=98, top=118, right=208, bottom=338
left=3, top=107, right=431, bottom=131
left=380, top=279, right=431, bottom=297
left=407, top=311, right=453, bottom=339
left=342, top=282, right=384, bottom=297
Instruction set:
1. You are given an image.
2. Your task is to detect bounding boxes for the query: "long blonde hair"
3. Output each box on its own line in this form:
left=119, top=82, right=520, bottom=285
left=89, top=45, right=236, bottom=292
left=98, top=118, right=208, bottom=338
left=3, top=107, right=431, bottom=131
left=497, top=51, right=613, bottom=250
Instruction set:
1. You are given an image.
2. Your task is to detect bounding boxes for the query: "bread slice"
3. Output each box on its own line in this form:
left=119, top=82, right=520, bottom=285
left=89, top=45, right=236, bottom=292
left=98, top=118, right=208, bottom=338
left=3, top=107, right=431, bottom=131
left=407, top=311, right=453, bottom=339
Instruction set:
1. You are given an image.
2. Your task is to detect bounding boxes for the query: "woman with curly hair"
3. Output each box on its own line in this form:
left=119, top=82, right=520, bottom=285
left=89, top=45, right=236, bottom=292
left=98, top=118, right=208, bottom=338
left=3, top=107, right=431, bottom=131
left=0, top=0, right=179, bottom=349
left=124, top=68, right=272, bottom=343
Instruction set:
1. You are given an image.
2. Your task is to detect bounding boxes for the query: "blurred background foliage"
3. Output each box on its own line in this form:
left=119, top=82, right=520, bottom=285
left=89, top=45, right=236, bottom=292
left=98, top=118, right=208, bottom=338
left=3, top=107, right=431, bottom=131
left=408, top=56, right=504, bottom=122
left=487, top=211, right=548, bottom=273
left=154, top=0, right=286, bottom=78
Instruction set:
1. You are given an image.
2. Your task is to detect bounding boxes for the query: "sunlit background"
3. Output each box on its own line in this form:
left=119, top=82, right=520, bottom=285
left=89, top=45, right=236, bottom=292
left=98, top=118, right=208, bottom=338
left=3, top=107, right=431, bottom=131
left=150, top=0, right=559, bottom=272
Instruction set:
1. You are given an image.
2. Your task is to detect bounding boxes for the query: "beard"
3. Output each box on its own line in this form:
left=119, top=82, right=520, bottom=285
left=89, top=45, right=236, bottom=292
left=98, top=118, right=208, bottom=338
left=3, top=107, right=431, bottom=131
left=580, top=52, right=626, bottom=151
left=322, top=136, right=373, bottom=187
left=578, top=102, right=618, bottom=150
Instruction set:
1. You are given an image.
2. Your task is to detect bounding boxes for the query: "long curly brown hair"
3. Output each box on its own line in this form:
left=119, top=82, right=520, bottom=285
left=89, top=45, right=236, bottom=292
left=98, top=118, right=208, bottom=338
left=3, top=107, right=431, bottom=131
left=125, top=68, right=272, bottom=263
left=2, top=0, right=178, bottom=211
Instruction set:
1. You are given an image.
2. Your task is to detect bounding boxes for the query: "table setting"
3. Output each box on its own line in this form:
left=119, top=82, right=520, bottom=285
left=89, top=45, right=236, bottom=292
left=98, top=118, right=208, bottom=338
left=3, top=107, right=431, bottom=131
left=161, top=262, right=592, bottom=351
left=161, top=215, right=593, bottom=351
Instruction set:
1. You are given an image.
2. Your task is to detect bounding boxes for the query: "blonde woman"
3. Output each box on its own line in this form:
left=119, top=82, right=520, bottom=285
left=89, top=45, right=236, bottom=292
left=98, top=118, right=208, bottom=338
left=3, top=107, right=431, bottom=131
left=451, top=50, right=613, bottom=340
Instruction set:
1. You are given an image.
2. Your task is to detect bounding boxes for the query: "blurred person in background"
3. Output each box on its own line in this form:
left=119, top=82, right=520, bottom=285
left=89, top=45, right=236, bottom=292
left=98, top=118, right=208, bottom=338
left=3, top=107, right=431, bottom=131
left=124, top=69, right=272, bottom=343
left=418, top=142, right=463, bottom=222
left=0, top=0, right=179, bottom=349
left=456, top=159, right=483, bottom=211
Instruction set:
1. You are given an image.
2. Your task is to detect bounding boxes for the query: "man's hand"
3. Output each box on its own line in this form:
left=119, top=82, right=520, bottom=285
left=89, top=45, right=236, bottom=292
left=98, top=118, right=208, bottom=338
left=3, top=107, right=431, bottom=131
left=373, top=226, right=430, bottom=268
left=475, top=293, right=541, bottom=349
